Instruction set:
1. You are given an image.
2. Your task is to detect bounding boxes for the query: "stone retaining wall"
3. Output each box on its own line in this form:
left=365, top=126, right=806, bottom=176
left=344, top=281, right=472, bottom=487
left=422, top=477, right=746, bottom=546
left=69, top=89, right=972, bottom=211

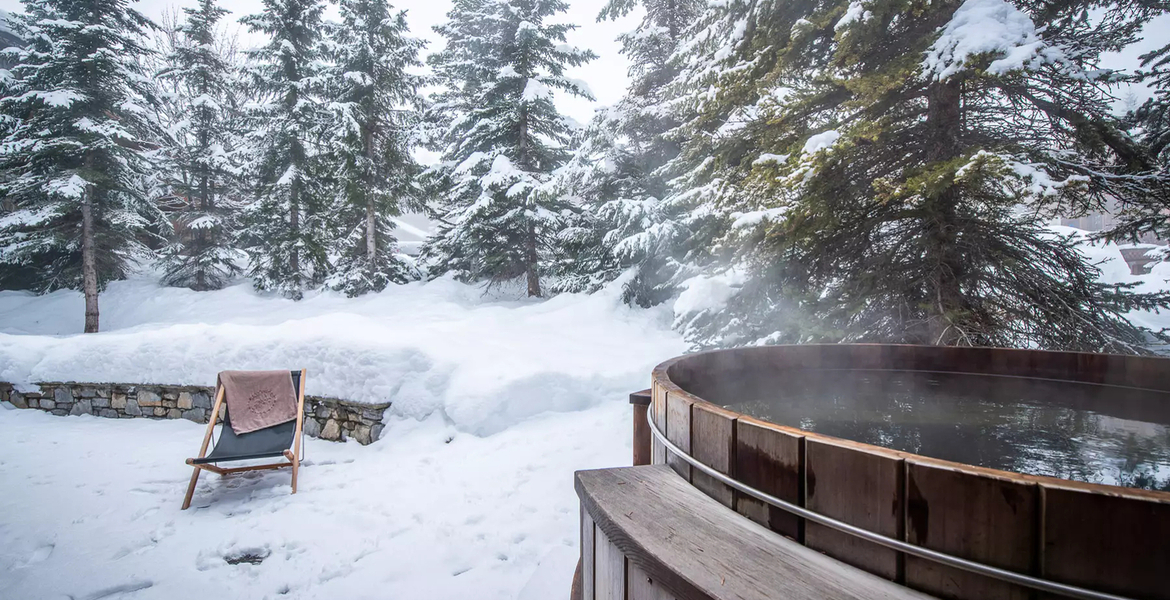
left=0, top=381, right=389, bottom=445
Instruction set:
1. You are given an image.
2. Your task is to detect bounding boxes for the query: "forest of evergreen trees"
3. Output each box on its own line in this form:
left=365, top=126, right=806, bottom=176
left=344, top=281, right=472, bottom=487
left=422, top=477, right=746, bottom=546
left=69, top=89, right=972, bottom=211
left=1, top=0, right=1169, bottom=354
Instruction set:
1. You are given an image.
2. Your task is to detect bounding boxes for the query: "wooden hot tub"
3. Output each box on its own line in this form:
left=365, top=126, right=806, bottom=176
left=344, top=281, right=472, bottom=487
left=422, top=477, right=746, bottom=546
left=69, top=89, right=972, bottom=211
left=630, top=344, right=1170, bottom=600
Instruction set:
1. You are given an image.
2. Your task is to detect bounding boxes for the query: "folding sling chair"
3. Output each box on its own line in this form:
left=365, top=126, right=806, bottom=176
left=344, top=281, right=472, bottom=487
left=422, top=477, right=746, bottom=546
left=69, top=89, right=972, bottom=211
left=181, top=369, right=307, bottom=510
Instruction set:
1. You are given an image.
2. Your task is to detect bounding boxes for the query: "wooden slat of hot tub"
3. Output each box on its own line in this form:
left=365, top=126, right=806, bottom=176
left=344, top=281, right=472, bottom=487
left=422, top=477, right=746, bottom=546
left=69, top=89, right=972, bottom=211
left=665, top=391, right=693, bottom=482
left=1041, top=483, right=1170, bottom=600
left=904, top=458, right=1038, bottom=600
left=576, top=465, right=934, bottom=600
left=735, top=415, right=805, bottom=541
left=805, top=437, right=905, bottom=581
left=691, top=403, right=737, bottom=508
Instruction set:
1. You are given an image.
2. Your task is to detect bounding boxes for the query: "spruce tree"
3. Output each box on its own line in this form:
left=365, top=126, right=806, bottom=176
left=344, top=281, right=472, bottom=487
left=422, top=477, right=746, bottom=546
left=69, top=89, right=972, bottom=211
left=324, top=0, right=426, bottom=296
left=240, top=0, right=333, bottom=299
left=156, top=0, right=244, bottom=291
left=424, top=0, right=595, bottom=297
left=666, top=0, right=1170, bottom=352
left=553, top=0, right=703, bottom=302
left=0, top=0, right=164, bottom=332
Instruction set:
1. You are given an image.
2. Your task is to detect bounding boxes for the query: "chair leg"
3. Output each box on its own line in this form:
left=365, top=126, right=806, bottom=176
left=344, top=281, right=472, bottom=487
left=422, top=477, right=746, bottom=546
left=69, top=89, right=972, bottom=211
left=290, top=459, right=299, bottom=495
left=181, top=466, right=201, bottom=510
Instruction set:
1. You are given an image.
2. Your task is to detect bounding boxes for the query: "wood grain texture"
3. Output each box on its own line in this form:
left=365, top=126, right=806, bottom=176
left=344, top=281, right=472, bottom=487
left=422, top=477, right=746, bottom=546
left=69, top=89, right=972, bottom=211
left=665, top=391, right=692, bottom=481
left=633, top=404, right=651, bottom=467
left=582, top=504, right=595, bottom=600
left=904, top=459, right=1037, bottom=600
left=628, top=561, right=676, bottom=600
left=734, top=416, right=804, bottom=541
left=651, top=382, right=667, bottom=466
left=805, top=437, right=905, bottom=581
left=595, top=528, right=625, bottom=600
left=576, top=465, right=933, bottom=600
left=690, top=402, right=737, bottom=508
left=1042, top=484, right=1170, bottom=600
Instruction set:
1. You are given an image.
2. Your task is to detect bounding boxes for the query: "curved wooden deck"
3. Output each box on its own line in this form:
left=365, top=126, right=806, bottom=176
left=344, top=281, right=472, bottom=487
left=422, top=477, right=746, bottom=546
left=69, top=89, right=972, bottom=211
left=575, top=465, right=935, bottom=600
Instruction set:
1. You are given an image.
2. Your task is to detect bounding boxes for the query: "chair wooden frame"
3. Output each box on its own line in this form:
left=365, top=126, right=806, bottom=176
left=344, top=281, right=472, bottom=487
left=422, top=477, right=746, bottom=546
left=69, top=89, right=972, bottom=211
left=181, top=369, right=307, bottom=510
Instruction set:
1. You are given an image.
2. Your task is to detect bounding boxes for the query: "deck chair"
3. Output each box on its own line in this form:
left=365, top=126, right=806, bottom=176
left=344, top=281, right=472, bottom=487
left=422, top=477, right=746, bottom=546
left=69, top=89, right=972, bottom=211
left=181, top=369, right=307, bottom=510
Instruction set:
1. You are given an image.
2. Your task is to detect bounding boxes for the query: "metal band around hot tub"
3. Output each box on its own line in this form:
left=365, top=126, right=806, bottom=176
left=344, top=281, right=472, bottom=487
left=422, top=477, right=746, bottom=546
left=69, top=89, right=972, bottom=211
left=644, top=409, right=1135, bottom=600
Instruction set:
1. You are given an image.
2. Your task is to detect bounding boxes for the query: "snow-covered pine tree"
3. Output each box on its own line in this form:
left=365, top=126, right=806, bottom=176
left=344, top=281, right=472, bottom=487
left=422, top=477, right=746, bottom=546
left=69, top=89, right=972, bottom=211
left=324, top=0, right=426, bottom=297
left=1121, top=39, right=1170, bottom=244
left=240, top=0, right=333, bottom=299
left=672, top=0, right=1170, bottom=352
left=424, top=0, right=595, bottom=297
left=0, top=0, right=164, bottom=332
left=552, top=0, right=703, bottom=303
left=156, top=0, right=245, bottom=291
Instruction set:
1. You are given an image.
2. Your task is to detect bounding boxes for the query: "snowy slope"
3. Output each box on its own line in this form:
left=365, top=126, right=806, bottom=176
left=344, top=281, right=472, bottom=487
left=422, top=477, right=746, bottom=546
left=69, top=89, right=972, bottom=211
left=0, top=274, right=685, bottom=435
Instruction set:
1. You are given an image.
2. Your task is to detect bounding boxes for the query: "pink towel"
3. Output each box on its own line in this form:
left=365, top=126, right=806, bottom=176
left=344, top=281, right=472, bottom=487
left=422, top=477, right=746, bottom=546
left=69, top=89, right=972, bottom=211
left=218, top=370, right=298, bottom=434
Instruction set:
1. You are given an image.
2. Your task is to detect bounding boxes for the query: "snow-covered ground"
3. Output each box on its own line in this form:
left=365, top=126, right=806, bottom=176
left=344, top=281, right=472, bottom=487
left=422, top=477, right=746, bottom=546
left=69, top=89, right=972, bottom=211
left=0, top=227, right=1167, bottom=599
left=0, top=275, right=685, bottom=599
left=0, top=403, right=630, bottom=600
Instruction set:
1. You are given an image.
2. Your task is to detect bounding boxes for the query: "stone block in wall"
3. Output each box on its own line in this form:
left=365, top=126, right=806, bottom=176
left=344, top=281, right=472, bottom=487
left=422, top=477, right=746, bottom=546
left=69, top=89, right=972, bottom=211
left=124, top=399, right=141, bottom=416
left=315, top=404, right=330, bottom=419
left=98, top=409, right=118, bottom=419
left=153, top=406, right=166, bottom=417
left=91, top=395, right=110, bottom=409
left=167, top=408, right=181, bottom=419
left=181, top=408, right=204, bottom=423
left=54, top=387, right=72, bottom=404
left=50, top=409, right=67, bottom=416
left=39, top=398, right=55, bottom=410
left=69, top=399, right=92, bottom=416
left=10, top=391, right=28, bottom=409
left=162, top=390, right=177, bottom=401
left=371, top=423, right=384, bottom=442
left=177, top=392, right=193, bottom=410
left=111, top=393, right=127, bottom=410
left=192, top=392, right=210, bottom=409
left=137, top=390, right=161, bottom=407
left=162, top=399, right=176, bottom=409
left=353, top=425, right=372, bottom=445
left=321, top=419, right=342, bottom=441
left=76, top=387, right=99, bottom=398
left=361, top=408, right=383, bottom=421
left=302, top=417, right=321, bottom=438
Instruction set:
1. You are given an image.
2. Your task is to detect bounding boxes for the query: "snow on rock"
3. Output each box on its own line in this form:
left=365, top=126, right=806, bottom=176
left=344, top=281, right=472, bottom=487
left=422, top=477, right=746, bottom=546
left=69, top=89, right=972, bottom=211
left=801, top=130, right=841, bottom=154
left=923, top=0, right=1068, bottom=80
left=0, top=275, right=685, bottom=436
left=0, top=399, right=633, bottom=600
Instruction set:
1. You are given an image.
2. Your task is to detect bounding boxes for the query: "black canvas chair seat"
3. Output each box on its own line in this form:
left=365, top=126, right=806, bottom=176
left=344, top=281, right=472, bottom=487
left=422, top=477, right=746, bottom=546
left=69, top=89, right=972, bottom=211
left=190, top=370, right=301, bottom=465
left=189, top=412, right=297, bottom=464
left=182, top=370, right=307, bottom=509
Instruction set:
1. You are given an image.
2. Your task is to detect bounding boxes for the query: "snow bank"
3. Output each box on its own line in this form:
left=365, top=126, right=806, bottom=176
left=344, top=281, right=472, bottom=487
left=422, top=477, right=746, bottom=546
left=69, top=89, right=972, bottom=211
left=0, top=275, right=685, bottom=435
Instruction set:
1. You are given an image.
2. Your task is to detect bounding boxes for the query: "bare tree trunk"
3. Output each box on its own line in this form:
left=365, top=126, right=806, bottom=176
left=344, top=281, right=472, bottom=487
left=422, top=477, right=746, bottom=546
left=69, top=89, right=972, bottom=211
left=517, top=105, right=541, bottom=297
left=366, top=197, right=377, bottom=263
left=525, top=221, right=541, bottom=298
left=289, top=179, right=300, bottom=287
left=924, top=78, right=965, bottom=346
left=364, top=127, right=377, bottom=265
left=80, top=169, right=100, bottom=333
